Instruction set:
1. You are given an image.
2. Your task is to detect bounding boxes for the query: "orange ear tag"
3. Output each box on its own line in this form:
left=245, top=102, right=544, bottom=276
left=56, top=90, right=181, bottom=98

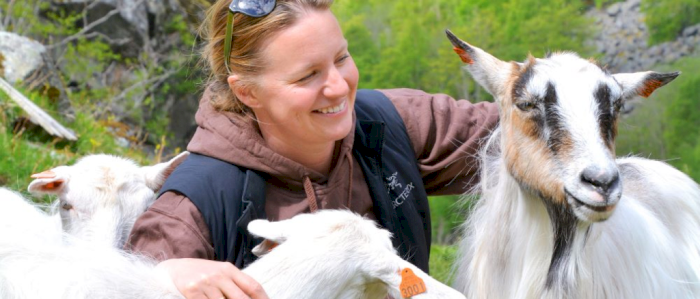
left=31, top=170, right=56, bottom=179
left=399, top=268, right=426, bottom=298
left=453, top=47, right=474, bottom=65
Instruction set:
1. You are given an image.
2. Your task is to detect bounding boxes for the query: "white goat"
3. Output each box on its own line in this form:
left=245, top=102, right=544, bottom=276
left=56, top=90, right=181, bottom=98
left=24, top=152, right=189, bottom=248
left=446, top=30, right=700, bottom=298
left=0, top=153, right=190, bottom=299
left=244, top=210, right=466, bottom=299
left=1, top=204, right=464, bottom=298
left=0, top=152, right=188, bottom=299
left=0, top=154, right=462, bottom=298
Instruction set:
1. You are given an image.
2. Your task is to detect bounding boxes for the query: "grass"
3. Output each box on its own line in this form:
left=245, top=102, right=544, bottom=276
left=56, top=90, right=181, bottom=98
left=430, top=244, right=458, bottom=285
left=428, top=195, right=474, bottom=285
left=0, top=85, right=152, bottom=200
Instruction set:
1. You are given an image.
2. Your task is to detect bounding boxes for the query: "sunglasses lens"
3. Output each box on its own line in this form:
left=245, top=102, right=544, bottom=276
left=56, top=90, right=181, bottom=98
left=230, top=0, right=276, bottom=17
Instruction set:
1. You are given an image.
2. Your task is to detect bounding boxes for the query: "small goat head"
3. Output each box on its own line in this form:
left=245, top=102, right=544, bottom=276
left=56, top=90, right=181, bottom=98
left=27, top=152, right=189, bottom=247
left=446, top=30, right=678, bottom=222
left=246, top=210, right=465, bottom=299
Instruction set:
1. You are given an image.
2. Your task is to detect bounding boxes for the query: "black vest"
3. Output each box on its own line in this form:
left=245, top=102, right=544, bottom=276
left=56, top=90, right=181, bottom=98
left=160, top=89, right=432, bottom=272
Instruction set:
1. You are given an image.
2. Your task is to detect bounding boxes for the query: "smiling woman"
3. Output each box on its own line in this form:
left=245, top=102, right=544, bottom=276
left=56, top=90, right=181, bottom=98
left=228, top=8, right=359, bottom=173
left=124, top=1, right=499, bottom=298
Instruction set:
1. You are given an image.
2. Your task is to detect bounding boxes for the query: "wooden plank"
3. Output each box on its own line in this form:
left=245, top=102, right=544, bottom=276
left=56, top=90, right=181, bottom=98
left=0, top=77, right=77, bottom=140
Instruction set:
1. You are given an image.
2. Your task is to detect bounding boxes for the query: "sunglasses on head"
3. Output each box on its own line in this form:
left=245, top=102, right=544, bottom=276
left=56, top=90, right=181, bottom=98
left=224, top=0, right=277, bottom=73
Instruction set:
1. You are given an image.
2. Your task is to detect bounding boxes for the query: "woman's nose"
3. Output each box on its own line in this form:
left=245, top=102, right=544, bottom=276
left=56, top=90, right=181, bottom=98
left=323, top=66, right=350, bottom=99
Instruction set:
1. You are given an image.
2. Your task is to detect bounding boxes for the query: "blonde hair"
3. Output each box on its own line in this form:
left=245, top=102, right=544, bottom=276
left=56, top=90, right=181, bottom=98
left=200, top=0, right=334, bottom=115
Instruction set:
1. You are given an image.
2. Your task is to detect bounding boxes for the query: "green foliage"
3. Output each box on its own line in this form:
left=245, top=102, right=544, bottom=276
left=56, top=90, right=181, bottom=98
left=334, top=0, right=594, bottom=100
left=615, top=96, right=669, bottom=159
left=0, top=0, right=200, bottom=196
left=661, top=57, right=700, bottom=179
left=642, top=0, right=700, bottom=44
left=0, top=86, right=149, bottom=196
left=615, top=56, right=700, bottom=181
left=429, top=195, right=474, bottom=245
left=429, top=244, right=457, bottom=285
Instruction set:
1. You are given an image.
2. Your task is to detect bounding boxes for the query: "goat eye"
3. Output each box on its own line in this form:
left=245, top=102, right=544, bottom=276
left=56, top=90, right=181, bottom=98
left=61, top=202, right=73, bottom=210
left=516, top=101, right=536, bottom=111
left=613, top=98, right=623, bottom=112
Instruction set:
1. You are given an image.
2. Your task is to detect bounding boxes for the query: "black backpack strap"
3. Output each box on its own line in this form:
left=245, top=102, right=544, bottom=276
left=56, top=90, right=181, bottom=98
left=159, top=153, right=267, bottom=267
left=353, top=89, right=432, bottom=273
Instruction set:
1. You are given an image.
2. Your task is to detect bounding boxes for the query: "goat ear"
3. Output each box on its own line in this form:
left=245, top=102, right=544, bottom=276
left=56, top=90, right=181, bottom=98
left=142, top=151, right=190, bottom=191
left=247, top=219, right=288, bottom=242
left=251, top=239, right=279, bottom=257
left=445, top=29, right=512, bottom=98
left=613, top=71, right=680, bottom=100
left=28, top=169, right=67, bottom=195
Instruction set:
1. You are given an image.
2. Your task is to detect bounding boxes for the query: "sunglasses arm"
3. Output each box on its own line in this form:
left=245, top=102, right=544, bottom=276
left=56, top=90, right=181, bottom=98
left=224, top=11, right=235, bottom=74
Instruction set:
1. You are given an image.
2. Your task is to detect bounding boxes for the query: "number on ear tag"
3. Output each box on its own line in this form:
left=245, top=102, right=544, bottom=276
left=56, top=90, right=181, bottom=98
left=399, top=268, right=426, bottom=298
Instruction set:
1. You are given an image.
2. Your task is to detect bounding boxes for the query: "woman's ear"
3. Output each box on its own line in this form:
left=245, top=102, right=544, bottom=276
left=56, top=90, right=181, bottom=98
left=228, top=75, right=261, bottom=108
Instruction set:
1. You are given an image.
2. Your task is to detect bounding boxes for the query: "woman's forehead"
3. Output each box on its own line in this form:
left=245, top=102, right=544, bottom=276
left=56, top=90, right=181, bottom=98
left=258, top=9, right=346, bottom=71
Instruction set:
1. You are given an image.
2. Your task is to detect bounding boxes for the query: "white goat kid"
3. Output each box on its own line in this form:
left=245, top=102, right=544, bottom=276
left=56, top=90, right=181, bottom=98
left=1, top=205, right=463, bottom=298
left=25, top=152, right=189, bottom=248
left=446, top=30, right=700, bottom=298
left=0, top=153, right=190, bottom=299
left=244, top=209, right=465, bottom=299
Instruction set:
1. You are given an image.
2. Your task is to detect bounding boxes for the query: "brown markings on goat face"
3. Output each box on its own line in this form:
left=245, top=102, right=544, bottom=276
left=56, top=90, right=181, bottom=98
left=499, top=56, right=572, bottom=205
left=502, top=124, right=567, bottom=204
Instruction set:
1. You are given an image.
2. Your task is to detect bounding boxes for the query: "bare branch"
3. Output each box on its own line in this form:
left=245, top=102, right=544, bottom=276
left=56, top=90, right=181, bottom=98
left=111, top=68, right=177, bottom=104
left=47, top=10, right=120, bottom=49
left=0, top=77, right=77, bottom=140
left=47, top=0, right=146, bottom=50
left=83, top=32, right=132, bottom=46
left=2, top=0, right=16, bottom=30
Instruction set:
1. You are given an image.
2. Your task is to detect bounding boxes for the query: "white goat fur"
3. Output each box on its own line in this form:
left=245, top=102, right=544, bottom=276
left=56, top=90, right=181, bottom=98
left=0, top=153, right=189, bottom=299
left=1, top=163, right=463, bottom=299
left=244, top=210, right=465, bottom=299
left=446, top=31, right=700, bottom=298
left=25, top=152, right=190, bottom=248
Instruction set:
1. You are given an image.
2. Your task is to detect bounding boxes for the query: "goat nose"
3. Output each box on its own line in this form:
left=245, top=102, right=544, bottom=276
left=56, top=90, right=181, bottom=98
left=580, top=166, right=620, bottom=196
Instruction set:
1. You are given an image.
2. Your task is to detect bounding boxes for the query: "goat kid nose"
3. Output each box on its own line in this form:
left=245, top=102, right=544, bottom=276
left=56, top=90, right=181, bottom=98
left=580, top=166, right=620, bottom=200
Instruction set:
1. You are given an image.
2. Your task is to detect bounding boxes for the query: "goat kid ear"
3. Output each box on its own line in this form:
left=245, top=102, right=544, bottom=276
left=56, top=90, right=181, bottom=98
left=28, top=170, right=67, bottom=195
left=445, top=29, right=512, bottom=98
left=248, top=219, right=288, bottom=257
left=613, top=71, right=680, bottom=100
left=142, top=151, right=190, bottom=191
left=251, top=239, right=279, bottom=257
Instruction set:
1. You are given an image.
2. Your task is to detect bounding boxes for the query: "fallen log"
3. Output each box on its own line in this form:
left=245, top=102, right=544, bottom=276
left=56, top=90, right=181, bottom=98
left=0, top=77, right=76, bottom=140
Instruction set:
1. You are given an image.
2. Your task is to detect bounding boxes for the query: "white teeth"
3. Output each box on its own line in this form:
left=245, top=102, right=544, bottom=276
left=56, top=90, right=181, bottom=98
left=316, top=101, right=346, bottom=114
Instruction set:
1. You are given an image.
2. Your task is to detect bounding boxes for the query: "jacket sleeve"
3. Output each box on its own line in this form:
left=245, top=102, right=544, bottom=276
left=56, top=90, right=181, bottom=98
left=125, top=191, right=215, bottom=261
left=379, top=88, right=499, bottom=195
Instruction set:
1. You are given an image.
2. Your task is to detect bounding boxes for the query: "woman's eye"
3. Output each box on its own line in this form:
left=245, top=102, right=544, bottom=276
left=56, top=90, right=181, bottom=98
left=298, top=71, right=316, bottom=82
left=336, top=54, right=350, bottom=64
left=516, top=101, right=536, bottom=111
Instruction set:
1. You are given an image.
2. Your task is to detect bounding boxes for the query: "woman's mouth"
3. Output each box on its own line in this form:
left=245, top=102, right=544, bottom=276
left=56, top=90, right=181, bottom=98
left=313, top=101, right=346, bottom=114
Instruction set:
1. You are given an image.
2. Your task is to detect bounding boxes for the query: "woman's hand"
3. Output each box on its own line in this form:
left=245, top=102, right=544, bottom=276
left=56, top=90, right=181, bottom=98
left=157, top=258, right=269, bottom=299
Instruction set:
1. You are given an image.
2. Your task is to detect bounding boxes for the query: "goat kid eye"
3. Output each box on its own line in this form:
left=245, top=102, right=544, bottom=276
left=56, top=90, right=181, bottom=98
left=61, top=202, right=73, bottom=210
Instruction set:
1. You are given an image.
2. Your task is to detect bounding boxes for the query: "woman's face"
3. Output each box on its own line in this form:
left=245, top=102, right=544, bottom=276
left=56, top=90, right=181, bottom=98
left=244, top=9, right=359, bottom=149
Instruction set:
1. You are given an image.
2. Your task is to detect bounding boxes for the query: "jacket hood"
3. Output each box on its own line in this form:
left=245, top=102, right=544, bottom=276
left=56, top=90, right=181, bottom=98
left=186, top=88, right=356, bottom=186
